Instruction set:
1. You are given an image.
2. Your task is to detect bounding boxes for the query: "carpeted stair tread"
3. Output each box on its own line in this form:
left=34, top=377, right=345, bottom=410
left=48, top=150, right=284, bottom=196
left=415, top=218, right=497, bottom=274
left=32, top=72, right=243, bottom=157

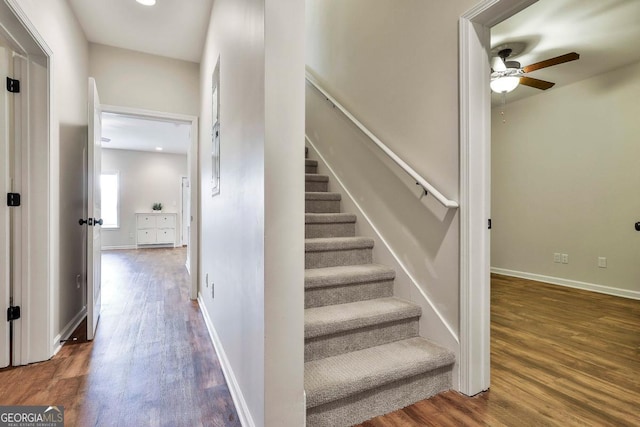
left=306, top=173, right=329, bottom=182
left=305, top=192, right=341, bottom=201
left=305, top=264, right=395, bottom=289
left=305, top=237, right=374, bottom=252
left=304, top=337, right=455, bottom=409
left=305, top=213, right=357, bottom=224
left=306, top=159, right=318, bottom=167
left=305, top=297, right=420, bottom=339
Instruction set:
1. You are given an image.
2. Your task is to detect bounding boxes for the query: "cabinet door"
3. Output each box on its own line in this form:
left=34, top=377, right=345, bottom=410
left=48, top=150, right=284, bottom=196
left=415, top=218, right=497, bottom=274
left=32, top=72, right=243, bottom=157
left=138, top=215, right=156, bottom=229
left=137, top=229, right=156, bottom=244
left=156, top=228, right=175, bottom=244
left=156, top=215, right=175, bottom=228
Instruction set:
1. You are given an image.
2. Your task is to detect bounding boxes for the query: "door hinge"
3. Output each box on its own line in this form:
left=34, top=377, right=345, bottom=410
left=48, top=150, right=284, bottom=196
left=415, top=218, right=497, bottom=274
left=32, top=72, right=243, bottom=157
left=488, top=218, right=492, bottom=229
left=7, top=306, right=21, bottom=322
left=7, top=192, right=21, bottom=207
left=6, top=77, right=20, bottom=93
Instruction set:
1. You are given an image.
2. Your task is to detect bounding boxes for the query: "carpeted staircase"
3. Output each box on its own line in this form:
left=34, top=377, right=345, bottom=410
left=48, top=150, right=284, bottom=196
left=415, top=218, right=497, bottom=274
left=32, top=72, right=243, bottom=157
left=304, top=147, right=456, bottom=426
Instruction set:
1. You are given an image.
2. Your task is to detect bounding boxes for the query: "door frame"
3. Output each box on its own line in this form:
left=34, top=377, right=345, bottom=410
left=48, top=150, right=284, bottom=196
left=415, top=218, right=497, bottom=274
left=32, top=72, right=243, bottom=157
left=180, top=175, right=189, bottom=247
left=458, top=0, right=538, bottom=395
left=101, top=104, right=199, bottom=300
left=1, top=0, right=53, bottom=365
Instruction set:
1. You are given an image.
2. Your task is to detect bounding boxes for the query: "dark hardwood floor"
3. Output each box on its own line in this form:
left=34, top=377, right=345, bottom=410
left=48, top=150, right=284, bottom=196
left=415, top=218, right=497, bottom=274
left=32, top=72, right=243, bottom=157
left=2, top=255, right=638, bottom=426
left=356, top=274, right=640, bottom=426
left=0, top=248, right=240, bottom=427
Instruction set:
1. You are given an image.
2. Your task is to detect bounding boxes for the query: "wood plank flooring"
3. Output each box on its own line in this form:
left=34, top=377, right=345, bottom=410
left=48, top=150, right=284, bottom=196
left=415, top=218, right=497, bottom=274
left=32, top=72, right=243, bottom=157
left=2, top=256, right=638, bottom=426
left=0, top=248, right=240, bottom=427
left=356, top=274, right=640, bottom=426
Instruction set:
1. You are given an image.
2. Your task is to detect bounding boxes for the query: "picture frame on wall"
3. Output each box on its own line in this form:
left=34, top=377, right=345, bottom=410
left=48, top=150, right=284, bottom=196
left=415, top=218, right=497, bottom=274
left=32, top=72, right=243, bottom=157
left=211, top=56, right=221, bottom=196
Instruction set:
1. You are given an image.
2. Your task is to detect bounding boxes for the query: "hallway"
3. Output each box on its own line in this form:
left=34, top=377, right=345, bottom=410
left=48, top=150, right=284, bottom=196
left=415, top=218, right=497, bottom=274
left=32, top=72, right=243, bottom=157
left=0, top=248, right=240, bottom=427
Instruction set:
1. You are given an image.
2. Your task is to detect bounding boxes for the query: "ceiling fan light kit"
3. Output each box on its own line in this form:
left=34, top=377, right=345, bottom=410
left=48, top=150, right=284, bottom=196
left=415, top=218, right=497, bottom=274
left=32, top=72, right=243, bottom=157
left=490, top=47, right=580, bottom=94
left=490, top=76, right=520, bottom=93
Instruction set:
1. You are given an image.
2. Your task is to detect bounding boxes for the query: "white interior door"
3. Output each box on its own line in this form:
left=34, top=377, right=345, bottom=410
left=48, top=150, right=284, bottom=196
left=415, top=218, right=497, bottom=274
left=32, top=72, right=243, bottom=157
left=0, top=46, right=11, bottom=367
left=87, top=77, right=102, bottom=340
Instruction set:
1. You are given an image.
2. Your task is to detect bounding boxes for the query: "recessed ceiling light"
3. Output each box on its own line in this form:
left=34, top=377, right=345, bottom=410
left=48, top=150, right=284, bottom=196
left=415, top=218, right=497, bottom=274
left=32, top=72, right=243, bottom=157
left=155, top=147, right=163, bottom=151
left=136, top=0, right=156, bottom=6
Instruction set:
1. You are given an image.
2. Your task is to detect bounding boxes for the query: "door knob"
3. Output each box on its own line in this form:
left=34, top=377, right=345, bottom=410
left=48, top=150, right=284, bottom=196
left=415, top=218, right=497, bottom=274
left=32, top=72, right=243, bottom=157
left=94, top=218, right=104, bottom=226
left=79, top=218, right=88, bottom=225
left=635, top=222, right=640, bottom=231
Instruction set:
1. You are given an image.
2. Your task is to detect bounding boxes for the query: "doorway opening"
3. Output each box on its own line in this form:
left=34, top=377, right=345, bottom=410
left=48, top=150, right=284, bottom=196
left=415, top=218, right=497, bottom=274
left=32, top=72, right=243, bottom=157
left=98, top=106, right=199, bottom=301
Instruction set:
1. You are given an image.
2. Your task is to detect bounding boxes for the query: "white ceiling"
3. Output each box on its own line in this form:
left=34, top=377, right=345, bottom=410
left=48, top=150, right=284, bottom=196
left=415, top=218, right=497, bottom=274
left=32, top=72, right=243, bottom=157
left=67, top=0, right=639, bottom=108
left=491, top=0, right=640, bottom=105
left=67, top=0, right=214, bottom=63
left=102, top=113, right=191, bottom=155
left=67, top=0, right=205, bottom=153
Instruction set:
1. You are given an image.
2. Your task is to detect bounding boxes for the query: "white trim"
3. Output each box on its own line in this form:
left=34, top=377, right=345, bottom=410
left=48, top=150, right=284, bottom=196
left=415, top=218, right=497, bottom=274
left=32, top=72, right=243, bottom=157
left=306, top=135, right=459, bottom=344
left=198, top=294, right=255, bottom=427
left=459, top=0, right=538, bottom=396
left=1, top=0, right=54, bottom=366
left=52, top=306, right=87, bottom=356
left=101, top=245, right=137, bottom=251
left=491, top=268, right=640, bottom=300
left=101, top=104, right=195, bottom=124
left=100, top=104, right=199, bottom=300
left=180, top=175, right=189, bottom=246
left=305, top=74, right=458, bottom=209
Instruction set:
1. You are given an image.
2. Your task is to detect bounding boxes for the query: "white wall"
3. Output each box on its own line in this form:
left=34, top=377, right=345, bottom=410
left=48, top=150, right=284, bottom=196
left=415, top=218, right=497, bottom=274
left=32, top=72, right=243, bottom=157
left=198, top=0, right=305, bottom=424
left=305, top=0, right=478, bottom=384
left=491, top=61, right=640, bottom=297
left=101, top=149, right=187, bottom=249
left=12, top=0, right=89, bottom=361
left=89, top=43, right=199, bottom=116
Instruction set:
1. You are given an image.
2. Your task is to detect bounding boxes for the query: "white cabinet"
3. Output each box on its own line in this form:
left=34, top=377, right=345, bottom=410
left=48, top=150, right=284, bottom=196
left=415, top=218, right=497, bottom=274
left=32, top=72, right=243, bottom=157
left=136, top=213, right=177, bottom=248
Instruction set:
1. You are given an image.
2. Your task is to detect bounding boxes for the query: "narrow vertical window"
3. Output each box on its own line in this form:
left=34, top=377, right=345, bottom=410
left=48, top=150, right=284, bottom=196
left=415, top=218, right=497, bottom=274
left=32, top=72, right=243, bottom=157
left=101, top=171, right=119, bottom=228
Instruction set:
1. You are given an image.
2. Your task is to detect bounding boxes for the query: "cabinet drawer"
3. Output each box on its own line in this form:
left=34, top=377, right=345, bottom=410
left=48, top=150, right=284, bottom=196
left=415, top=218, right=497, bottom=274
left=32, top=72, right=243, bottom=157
left=137, top=229, right=156, bottom=244
left=156, top=215, right=176, bottom=228
left=156, top=228, right=175, bottom=244
left=137, top=215, right=156, bottom=229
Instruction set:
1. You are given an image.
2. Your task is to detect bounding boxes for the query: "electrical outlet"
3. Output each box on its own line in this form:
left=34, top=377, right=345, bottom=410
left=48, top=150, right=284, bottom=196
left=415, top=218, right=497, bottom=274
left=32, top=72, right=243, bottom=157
left=598, top=257, right=607, bottom=268
left=553, top=253, right=561, bottom=263
left=561, top=254, right=569, bottom=264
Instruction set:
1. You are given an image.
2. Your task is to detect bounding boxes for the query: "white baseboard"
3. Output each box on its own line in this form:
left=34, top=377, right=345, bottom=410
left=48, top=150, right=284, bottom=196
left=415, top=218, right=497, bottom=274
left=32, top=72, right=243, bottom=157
left=102, top=245, right=136, bottom=250
left=52, top=306, right=87, bottom=356
left=198, top=294, right=255, bottom=427
left=491, top=268, right=640, bottom=300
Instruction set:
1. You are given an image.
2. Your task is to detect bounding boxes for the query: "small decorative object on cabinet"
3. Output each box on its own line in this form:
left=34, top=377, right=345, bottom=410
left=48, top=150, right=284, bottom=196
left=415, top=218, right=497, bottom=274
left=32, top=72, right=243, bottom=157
left=136, top=212, right=177, bottom=248
left=152, top=202, right=163, bottom=212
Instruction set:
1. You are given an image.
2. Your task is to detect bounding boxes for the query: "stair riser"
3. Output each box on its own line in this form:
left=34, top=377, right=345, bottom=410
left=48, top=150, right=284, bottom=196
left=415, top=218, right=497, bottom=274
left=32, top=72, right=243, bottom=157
left=305, top=223, right=355, bottom=238
left=305, top=318, right=419, bottom=362
left=305, top=280, right=394, bottom=308
left=306, top=165, right=318, bottom=174
left=306, top=365, right=453, bottom=427
left=305, top=200, right=341, bottom=213
left=305, top=248, right=372, bottom=269
left=306, top=181, right=328, bottom=192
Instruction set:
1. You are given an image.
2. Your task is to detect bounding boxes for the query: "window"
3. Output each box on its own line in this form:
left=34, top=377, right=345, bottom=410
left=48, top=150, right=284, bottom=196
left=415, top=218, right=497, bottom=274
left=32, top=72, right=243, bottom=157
left=101, top=171, right=119, bottom=228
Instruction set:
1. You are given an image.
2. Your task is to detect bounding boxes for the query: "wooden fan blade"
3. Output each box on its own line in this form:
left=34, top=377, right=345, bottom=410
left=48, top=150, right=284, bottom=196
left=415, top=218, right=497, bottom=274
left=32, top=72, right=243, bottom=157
left=520, top=76, right=555, bottom=90
left=523, top=52, right=579, bottom=73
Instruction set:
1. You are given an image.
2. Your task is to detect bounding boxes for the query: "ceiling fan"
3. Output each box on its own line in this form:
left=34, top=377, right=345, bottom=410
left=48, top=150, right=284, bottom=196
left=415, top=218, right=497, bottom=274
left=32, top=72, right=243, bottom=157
left=490, top=47, right=580, bottom=94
